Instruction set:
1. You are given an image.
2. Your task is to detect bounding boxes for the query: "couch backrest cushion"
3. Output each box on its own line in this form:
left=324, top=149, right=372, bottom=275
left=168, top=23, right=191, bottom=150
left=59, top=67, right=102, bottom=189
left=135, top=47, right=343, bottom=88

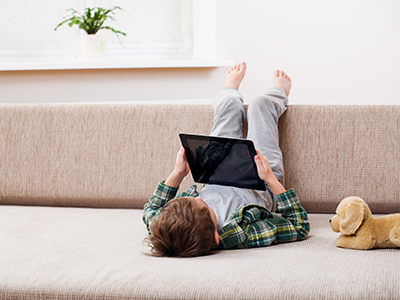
left=279, top=105, right=399, bottom=213
left=1, top=104, right=399, bottom=213
left=0, top=104, right=213, bottom=209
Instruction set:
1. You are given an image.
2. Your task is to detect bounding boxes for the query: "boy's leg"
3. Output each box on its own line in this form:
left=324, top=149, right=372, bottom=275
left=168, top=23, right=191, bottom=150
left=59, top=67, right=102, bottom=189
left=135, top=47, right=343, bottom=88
left=247, top=70, right=292, bottom=183
left=210, top=63, right=247, bottom=138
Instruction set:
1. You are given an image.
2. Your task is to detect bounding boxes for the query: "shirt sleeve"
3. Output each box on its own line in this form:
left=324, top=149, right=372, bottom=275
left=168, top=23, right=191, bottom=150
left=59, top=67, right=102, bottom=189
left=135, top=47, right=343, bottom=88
left=271, top=188, right=310, bottom=244
left=217, top=188, right=310, bottom=249
left=142, top=182, right=199, bottom=233
left=142, top=181, right=179, bottom=232
left=273, top=188, right=310, bottom=242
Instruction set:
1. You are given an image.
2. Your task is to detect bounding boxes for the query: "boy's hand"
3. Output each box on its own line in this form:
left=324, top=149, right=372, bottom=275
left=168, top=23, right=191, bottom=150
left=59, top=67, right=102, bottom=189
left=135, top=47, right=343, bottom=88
left=173, top=147, right=190, bottom=177
left=254, top=150, right=286, bottom=195
left=254, top=150, right=273, bottom=182
left=165, top=147, right=190, bottom=188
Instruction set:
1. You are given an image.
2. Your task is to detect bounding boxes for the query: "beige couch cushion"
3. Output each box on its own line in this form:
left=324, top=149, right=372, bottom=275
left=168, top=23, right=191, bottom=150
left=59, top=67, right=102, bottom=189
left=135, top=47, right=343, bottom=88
left=0, top=205, right=399, bottom=299
left=0, top=104, right=213, bottom=209
left=1, top=104, right=399, bottom=214
left=279, top=105, right=399, bottom=213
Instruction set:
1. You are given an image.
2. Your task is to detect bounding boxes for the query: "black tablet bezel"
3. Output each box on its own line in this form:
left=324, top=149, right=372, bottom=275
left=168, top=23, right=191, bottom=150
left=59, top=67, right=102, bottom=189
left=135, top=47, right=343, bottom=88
left=179, top=133, right=266, bottom=191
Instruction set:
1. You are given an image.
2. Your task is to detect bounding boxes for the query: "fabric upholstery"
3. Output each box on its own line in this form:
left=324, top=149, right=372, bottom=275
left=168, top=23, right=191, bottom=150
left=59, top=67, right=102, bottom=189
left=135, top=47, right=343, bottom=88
left=1, top=206, right=398, bottom=300
left=279, top=105, right=399, bottom=213
left=1, top=104, right=398, bottom=213
left=0, top=104, right=213, bottom=209
left=1, top=104, right=399, bottom=300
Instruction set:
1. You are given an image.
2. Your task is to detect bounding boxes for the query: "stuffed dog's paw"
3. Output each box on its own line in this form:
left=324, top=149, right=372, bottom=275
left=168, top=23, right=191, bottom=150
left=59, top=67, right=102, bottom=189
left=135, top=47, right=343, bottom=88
left=390, top=225, right=400, bottom=247
left=335, top=232, right=375, bottom=250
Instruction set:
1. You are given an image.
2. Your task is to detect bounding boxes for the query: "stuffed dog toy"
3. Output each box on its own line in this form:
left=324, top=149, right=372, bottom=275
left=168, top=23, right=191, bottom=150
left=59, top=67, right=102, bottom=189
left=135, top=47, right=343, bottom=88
left=330, top=196, right=400, bottom=250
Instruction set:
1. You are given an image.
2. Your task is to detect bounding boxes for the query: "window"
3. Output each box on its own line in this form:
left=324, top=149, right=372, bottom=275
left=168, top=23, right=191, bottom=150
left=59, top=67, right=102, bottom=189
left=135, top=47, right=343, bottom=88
left=0, top=0, right=229, bottom=69
left=89, top=0, right=193, bottom=58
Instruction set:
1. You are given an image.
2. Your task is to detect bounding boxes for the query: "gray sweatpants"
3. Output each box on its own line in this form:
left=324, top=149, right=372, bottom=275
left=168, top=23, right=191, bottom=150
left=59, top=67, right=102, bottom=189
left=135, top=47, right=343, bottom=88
left=199, top=87, right=288, bottom=231
left=210, top=86, right=288, bottom=182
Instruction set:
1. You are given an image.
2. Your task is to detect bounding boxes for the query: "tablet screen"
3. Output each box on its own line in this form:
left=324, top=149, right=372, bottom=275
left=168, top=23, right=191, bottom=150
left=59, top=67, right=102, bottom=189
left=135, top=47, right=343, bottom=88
left=179, top=133, right=266, bottom=191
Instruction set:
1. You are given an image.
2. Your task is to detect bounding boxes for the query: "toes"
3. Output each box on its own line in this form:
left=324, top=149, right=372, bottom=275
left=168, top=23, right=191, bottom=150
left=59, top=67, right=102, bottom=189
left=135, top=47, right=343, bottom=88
left=227, top=62, right=247, bottom=79
left=230, top=62, right=247, bottom=73
left=231, top=64, right=238, bottom=71
left=228, top=64, right=238, bottom=74
left=239, top=62, right=247, bottom=72
left=279, top=70, right=291, bottom=82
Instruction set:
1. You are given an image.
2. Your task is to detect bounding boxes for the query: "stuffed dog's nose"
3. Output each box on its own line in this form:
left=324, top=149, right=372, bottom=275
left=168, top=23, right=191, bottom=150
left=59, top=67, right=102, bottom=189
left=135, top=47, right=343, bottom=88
left=329, top=219, right=331, bottom=223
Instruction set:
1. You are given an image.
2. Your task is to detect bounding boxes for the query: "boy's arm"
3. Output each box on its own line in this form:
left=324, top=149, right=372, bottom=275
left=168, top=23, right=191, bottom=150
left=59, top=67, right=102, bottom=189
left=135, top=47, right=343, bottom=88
left=254, top=150, right=285, bottom=196
left=165, top=147, right=190, bottom=188
left=142, top=147, right=190, bottom=232
left=254, top=150, right=309, bottom=239
left=273, top=189, right=310, bottom=242
left=142, top=181, right=179, bottom=232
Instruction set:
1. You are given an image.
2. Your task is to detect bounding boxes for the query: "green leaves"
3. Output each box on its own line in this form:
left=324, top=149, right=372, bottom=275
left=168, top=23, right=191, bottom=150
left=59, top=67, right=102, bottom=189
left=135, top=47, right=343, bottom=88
left=54, top=6, right=126, bottom=37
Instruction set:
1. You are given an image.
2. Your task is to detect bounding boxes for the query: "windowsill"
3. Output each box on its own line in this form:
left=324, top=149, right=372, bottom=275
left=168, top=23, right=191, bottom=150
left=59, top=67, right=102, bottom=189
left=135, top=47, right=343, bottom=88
left=0, top=59, right=234, bottom=71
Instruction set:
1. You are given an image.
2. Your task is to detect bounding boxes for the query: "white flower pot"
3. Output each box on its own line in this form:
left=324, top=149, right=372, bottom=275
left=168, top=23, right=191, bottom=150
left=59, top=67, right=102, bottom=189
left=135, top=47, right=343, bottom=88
left=79, top=35, right=106, bottom=60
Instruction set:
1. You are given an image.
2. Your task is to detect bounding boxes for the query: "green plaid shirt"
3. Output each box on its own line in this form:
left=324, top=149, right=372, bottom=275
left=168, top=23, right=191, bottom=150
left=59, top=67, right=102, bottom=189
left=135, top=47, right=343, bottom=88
left=142, top=181, right=310, bottom=250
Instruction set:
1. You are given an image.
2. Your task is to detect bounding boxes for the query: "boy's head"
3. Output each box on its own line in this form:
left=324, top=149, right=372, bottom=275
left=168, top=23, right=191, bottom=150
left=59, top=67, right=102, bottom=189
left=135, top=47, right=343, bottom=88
left=146, top=196, right=219, bottom=257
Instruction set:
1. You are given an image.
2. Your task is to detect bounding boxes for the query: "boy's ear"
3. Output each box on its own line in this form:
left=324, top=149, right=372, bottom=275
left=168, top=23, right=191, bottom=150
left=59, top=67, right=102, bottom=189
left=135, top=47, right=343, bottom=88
left=214, top=231, right=220, bottom=245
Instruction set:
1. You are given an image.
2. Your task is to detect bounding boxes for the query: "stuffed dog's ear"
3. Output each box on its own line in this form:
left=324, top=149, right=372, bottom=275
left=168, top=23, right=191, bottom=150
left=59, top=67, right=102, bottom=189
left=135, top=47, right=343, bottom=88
left=339, top=198, right=365, bottom=235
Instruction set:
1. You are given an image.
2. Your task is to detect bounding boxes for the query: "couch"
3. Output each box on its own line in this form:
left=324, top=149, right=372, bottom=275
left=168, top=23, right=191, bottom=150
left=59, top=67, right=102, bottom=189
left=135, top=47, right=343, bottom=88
left=0, top=104, right=399, bottom=300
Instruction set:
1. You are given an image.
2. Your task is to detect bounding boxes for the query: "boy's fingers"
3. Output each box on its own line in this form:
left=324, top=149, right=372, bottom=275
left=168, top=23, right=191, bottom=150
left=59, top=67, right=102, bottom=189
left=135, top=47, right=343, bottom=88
left=255, top=152, right=265, bottom=163
left=178, top=147, right=186, bottom=158
left=258, top=152, right=270, bottom=165
left=254, top=155, right=264, bottom=169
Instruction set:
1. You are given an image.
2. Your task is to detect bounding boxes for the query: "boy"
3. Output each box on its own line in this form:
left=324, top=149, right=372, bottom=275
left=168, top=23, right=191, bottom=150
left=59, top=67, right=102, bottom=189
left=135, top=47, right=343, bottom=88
left=142, top=62, right=310, bottom=257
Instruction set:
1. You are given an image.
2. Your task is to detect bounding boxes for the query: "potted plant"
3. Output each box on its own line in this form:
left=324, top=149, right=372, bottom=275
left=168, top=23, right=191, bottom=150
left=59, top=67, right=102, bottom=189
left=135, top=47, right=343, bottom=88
left=55, top=6, right=126, bottom=60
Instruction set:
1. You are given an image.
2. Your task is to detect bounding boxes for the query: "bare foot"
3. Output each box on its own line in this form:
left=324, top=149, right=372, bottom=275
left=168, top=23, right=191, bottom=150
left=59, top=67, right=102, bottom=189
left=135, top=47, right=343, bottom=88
left=272, top=70, right=292, bottom=97
left=224, top=62, right=247, bottom=90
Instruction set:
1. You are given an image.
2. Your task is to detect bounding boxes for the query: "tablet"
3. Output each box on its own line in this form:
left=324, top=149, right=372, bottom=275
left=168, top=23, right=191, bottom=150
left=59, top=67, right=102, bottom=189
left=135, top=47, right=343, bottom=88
left=179, top=133, right=266, bottom=191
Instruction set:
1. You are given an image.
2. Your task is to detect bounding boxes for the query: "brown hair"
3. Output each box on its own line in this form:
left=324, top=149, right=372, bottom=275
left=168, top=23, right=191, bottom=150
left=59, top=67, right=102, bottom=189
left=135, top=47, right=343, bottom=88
left=145, top=197, right=216, bottom=257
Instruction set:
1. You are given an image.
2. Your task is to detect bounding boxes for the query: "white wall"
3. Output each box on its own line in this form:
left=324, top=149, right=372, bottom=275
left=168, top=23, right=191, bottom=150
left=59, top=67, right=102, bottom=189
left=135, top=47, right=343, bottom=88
left=216, top=0, right=400, bottom=105
left=1, top=0, right=399, bottom=105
